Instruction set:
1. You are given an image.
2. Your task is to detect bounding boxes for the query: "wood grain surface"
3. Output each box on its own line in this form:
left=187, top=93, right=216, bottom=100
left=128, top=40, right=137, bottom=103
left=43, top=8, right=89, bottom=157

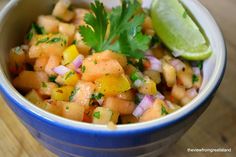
left=0, top=0, right=235, bottom=157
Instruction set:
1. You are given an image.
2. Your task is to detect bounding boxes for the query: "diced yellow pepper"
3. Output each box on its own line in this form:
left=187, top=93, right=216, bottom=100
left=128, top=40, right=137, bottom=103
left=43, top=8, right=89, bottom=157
left=62, top=71, right=79, bottom=86
left=51, top=86, right=74, bottom=101
left=95, top=74, right=131, bottom=96
left=138, top=78, right=157, bottom=95
left=62, top=45, right=79, bottom=65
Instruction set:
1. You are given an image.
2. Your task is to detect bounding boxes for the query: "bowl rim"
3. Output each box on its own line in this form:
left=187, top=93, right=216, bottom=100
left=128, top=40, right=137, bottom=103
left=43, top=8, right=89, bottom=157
left=0, top=0, right=227, bottom=135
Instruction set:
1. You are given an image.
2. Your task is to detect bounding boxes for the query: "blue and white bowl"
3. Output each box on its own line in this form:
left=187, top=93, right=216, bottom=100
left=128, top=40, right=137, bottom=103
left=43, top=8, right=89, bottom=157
left=0, top=0, right=226, bottom=157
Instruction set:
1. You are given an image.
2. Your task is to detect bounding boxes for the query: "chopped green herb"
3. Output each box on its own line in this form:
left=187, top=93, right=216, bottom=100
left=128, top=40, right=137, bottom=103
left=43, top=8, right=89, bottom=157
left=26, top=23, right=45, bottom=41
left=81, top=66, right=86, bottom=73
left=41, top=82, right=47, bottom=88
left=64, top=71, right=74, bottom=80
left=26, top=31, right=34, bottom=41
left=150, top=35, right=160, bottom=47
left=192, top=74, right=199, bottom=83
left=69, top=88, right=80, bottom=102
left=197, top=61, right=203, bottom=70
left=91, top=93, right=104, bottom=100
left=130, top=71, right=143, bottom=82
left=49, top=75, right=57, bottom=82
left=66, top=106, right=70, bottom=111
left=136, top=59, right=145, bottom=71
left=32, top=23, right=45, bottom=34
left=183, top=11, right=187, bottom=18
left=36, top=37, right=49, bottom=45
left=79, top=0, right=151, bottom=59
left=93, top=111, right=100, bottom=119
left=94, top=60, right=98, bottom=64
left=161, top=105, right=169, bottom=115
left=72, top=40, right=78, bottom=45
left=134, top=95, right=141, bottom=105
left=47, top=37, right=63, bottom=44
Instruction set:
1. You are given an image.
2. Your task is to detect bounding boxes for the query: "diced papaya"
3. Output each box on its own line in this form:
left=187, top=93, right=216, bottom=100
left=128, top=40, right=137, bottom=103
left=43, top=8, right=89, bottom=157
left=59, top=23, right=75, bottom=44
left=45, top=55, right=61, bottom=75
left=51, top=86, right=74, bottom=101
left=73, top=8, right=89, bottom=26
left=95, top=74, right=131, bottom=96
left=162, top=61, right=176, bottom=87
left=74, top=32, right=91, bottom=56
left=37, top=99, right=62, bottom=116
left=28, top=34, right=68, bottom=58
left=37, top=15, right=59, bottom=33
left=92, top=107, right=119, bottom=124
left=25, top=90, right=43, bottom=104
left=13, top=71, right=48, bottom=90
left=171, top=84, right=186, bottom=100
left=34, top=56, right=49, bottom=71
left=139, top=99, right=166, bottom=122
left=177, top=63, right=193, bottom=88
left=92, top=50, right=127, bottom=67
left=38, top=82, right=58, bottom=96
left=103, top=97, right=135, bottom=115
left=52, top=0, right=75, bottom=22
left=82, top=59, right=124, bottom=81
left=59, top=101, right=85, bottom=121
left=9, top=46, right=26, bottom=74
left=71, top=80, right=96, bottom=107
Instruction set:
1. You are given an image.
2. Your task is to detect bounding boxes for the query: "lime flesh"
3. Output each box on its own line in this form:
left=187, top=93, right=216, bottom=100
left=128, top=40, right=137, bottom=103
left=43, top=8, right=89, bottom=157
left=150, top=0, right=212, bottom=60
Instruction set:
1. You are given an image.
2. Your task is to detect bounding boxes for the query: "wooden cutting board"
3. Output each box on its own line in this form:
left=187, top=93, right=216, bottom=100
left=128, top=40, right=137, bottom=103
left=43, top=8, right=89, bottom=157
left=0, top=0, right=235, bottom=157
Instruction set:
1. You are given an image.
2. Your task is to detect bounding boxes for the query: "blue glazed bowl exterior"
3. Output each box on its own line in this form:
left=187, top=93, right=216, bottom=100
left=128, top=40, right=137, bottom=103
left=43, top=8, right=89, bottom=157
left=0, top=0, right=226, bottom=156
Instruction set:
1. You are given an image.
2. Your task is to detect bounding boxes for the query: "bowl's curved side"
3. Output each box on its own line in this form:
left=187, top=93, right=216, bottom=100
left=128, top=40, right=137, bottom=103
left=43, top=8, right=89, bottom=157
left=0, top=0, right=226, bottom=156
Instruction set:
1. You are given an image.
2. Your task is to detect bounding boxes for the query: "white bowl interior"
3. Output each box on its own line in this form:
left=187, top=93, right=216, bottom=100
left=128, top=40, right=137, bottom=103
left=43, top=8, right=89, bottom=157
left=0, top=0, right=225, bottom=131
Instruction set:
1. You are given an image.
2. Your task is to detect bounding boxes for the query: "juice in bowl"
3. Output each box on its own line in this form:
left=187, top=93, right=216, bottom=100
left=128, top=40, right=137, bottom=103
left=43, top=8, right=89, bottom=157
left=0, top=0, right=226, bottom=156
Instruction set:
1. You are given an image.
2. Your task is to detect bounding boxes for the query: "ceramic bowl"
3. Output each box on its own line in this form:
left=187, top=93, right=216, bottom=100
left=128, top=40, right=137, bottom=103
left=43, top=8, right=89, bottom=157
left=0, top=0, right=226, bottom=156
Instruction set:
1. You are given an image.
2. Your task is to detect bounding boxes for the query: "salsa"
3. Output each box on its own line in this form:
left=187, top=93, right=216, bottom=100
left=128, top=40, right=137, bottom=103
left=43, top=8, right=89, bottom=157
left=9, top=0, right=205, bottom=125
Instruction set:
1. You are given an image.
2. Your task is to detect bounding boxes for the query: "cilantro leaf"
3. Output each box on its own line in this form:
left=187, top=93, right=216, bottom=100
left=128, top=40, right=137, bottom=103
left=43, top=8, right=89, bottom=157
left=93, top=111, right=101, bottom=119
left=161, top=105, right=169, bottom=115
left=79, top=0, right=108, bottom=52
left=79, top=0, right=151, bottom=59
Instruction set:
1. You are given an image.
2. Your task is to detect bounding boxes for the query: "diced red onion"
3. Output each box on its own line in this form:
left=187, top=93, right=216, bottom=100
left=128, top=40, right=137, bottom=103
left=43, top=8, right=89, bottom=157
left=146, top=55, right=162, bottom=72
left=172, top=50, right=183, bottom=57
left=170, top=59, right=185, bottom=71
left=154, top=93, right=165, bottom=100
left=186, top=88, right=198, bottom=99
left=133, top=95, right=154, bottom=117
left=133, top=79, right=144, bottom=88
left=165, top=100, right=175, bottom=110
left=53, top=65, right=70, bottom=75
left=73, top=55, right=84, bottom=69
left=192, top=67, right=201, bottom=76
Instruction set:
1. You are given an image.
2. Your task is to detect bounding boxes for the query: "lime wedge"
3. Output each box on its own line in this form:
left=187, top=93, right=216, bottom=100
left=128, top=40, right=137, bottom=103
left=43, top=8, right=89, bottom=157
left=150, top=0, right=212, bottom=60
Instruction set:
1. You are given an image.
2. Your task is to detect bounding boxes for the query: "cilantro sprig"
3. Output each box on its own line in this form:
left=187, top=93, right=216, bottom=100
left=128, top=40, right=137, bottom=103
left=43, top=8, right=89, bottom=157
left=79, top=0, right=151, bottom=59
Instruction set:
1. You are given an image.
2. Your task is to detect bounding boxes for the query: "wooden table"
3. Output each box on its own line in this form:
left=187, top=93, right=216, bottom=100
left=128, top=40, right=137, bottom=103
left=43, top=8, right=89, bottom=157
left=0, top=0, right=235, bottom=157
